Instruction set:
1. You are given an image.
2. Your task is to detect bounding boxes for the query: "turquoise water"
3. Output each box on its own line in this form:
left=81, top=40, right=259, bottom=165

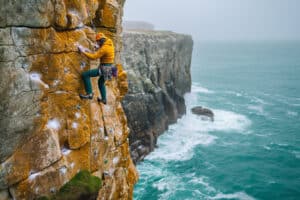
left=134, top=41, right=300, bottom=200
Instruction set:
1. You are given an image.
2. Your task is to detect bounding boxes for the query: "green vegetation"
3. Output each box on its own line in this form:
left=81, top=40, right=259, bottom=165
left=37, top=170, right=102, bottom=200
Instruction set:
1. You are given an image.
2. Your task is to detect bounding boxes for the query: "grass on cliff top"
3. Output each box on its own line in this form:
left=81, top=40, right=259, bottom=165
left=37, top=170, right=102, bottom=200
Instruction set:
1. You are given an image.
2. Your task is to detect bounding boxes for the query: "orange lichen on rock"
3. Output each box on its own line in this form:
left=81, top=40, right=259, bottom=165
left=116, top=64, right=129, bottom=99
left=0, top=0, right=138, bottom=199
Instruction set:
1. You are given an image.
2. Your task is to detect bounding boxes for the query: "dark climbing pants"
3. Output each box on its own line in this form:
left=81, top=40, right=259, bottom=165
left=82, top=68, right=106, bottom=101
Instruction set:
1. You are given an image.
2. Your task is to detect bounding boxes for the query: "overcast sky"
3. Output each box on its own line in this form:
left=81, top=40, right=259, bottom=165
left=124, top=0, right=300, bottom=41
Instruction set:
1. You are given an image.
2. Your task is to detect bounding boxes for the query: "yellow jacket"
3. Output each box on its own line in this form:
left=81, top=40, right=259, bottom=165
left=83, top=36, right=115, bottom=64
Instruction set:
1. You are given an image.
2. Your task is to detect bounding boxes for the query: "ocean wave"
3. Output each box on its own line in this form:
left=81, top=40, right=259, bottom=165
left=189, top=175, right=216, bottom=192
left=247, top=105, right=269, bottom=117
left=137, top=166, right=217, bottom=200
left=270, top=94, right=300, bottom=107
left=270, top=142, right=289, bottom=147
left=192, top=84, right=215, bottom=94
left=152, top=175, right=181, bottom=200
left=263, top=145, right=271, bottom=150
left=146, top=107, right=251, bottom=162
left=224, top=90, right=243, bottom=97
left=147, top=129, right=217, bottom=161
left=251, top=96, right=269, bottom=105
left=286, top=111, right=298, bottom=117
left=151, top=174, right=211, bottom=200
left=292, top=151, right=300, bottom=159
left=247, top=104, right=263, bottom=111
left=210, top=192, right=256, bottom=200
left=136, top=163, right=257, bottom=200
left=204, top=109, right=252, bottom=133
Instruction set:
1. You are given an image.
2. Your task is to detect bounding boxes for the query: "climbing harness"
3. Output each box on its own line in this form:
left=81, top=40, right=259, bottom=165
left=99, top=64, right=113, bottom=81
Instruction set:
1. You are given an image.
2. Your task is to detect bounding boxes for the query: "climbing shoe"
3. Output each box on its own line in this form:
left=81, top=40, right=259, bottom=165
left=79, top=93, right=93, bottom=100
left=97, top=97, right=107, bottom=104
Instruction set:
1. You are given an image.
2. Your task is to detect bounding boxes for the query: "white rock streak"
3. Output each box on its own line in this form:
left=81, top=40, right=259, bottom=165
left=30, top=73, right=49, bottom=89
left=46, top=119, right=61, bottom=130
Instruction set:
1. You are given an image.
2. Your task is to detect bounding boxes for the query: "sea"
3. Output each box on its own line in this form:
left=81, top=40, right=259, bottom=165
left=133, top=41, right=300, bottom=200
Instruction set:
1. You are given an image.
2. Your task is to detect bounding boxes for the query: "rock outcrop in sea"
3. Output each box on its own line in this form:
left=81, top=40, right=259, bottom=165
left=121, top=30, right=193, bottom=163
left=191, top=106, right=214, bottom=121
left=0, top=1, right=138, bottom=199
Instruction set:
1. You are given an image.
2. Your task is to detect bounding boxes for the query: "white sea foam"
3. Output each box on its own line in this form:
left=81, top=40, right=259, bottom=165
left=147, top=107, right=250, bottom=162
left=251, top=96, right=269, bottom=105
left=138, top=162, right=236, bottom=200
left=137, top=156, right=255, bottom=200
left=247, top=104, right=265, bottom=115
left=209, top=109, right=251, bottom=132
left=225, top=90, right=243, bottom=97
left=189, top=175, right=216, bottom=192
left=286, top=111, right=298, bottom=117
left=136, top=85, right=254, bottom=199
left=292, top=151, right=300, bottom=159
left=210, top=192, right=256, bottom=200
left=46, top=119, right=60, bottom=130
left=150, top=169, right=188, bottom=200
left=263, top=145, right=271, bottom=150
left=147, top=132, right=216, bottom=161
left=146, top=114, right=216, bottom=161
left=192, top=84, right=215, bottom=94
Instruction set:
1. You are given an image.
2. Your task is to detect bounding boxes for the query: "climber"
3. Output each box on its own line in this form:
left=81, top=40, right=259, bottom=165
left=78, top=32, right=115, bottom=104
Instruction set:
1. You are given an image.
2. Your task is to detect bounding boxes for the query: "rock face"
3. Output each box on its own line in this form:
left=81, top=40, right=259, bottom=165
left=0, top=1, right=138, bottom=200
left=191, top=106, right=214, bottom=122
left=121, top=30, right=193, bottom=163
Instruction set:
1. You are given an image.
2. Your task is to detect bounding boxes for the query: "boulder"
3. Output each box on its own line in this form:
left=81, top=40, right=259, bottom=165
left=191, top=106, right=214, bottom=121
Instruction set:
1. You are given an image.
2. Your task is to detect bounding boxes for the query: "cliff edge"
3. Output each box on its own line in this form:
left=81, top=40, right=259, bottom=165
left=121, top=30, right=193, bottom=162
left=0, top=1, right=138, bottom=200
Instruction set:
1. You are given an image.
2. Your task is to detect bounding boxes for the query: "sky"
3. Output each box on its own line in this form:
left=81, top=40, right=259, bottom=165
left=124, top=0, right=300, bottom=41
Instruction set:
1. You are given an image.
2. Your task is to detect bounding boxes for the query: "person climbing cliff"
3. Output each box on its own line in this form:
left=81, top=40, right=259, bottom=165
left=78, top=32, right=115, bottom=104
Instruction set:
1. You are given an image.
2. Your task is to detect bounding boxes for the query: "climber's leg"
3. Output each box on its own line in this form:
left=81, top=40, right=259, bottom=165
left=80, top=68, right=99, bottom=99
left=97, top=75, right=107, bottom=104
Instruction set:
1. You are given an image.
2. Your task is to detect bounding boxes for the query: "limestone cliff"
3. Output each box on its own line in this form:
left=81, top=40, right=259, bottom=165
left=0, top=1, right=138, bottom=200
left=121, top=30, right=193, bottom=163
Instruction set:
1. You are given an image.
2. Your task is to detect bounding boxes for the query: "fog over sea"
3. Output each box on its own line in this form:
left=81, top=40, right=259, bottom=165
left=134, top=41, right=300, bottom=200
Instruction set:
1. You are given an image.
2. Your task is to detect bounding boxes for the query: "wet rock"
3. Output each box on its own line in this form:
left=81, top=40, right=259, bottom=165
left=191, top=106, right=214, bottom=121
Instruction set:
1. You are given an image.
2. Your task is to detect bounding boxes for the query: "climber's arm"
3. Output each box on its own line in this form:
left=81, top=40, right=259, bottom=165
left=82, top=48, right=105, bottom=60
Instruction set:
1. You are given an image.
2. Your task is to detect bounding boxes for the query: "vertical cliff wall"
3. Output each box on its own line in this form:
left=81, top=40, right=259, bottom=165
left=121, top=30, right=193, bottom=162
left=0, top=1, right=138, bottom=200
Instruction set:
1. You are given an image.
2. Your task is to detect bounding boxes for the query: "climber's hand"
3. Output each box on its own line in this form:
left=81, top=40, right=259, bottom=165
left=76, top=44, right=85, bottom=53
left=94, top=43, right=100, bottom=50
